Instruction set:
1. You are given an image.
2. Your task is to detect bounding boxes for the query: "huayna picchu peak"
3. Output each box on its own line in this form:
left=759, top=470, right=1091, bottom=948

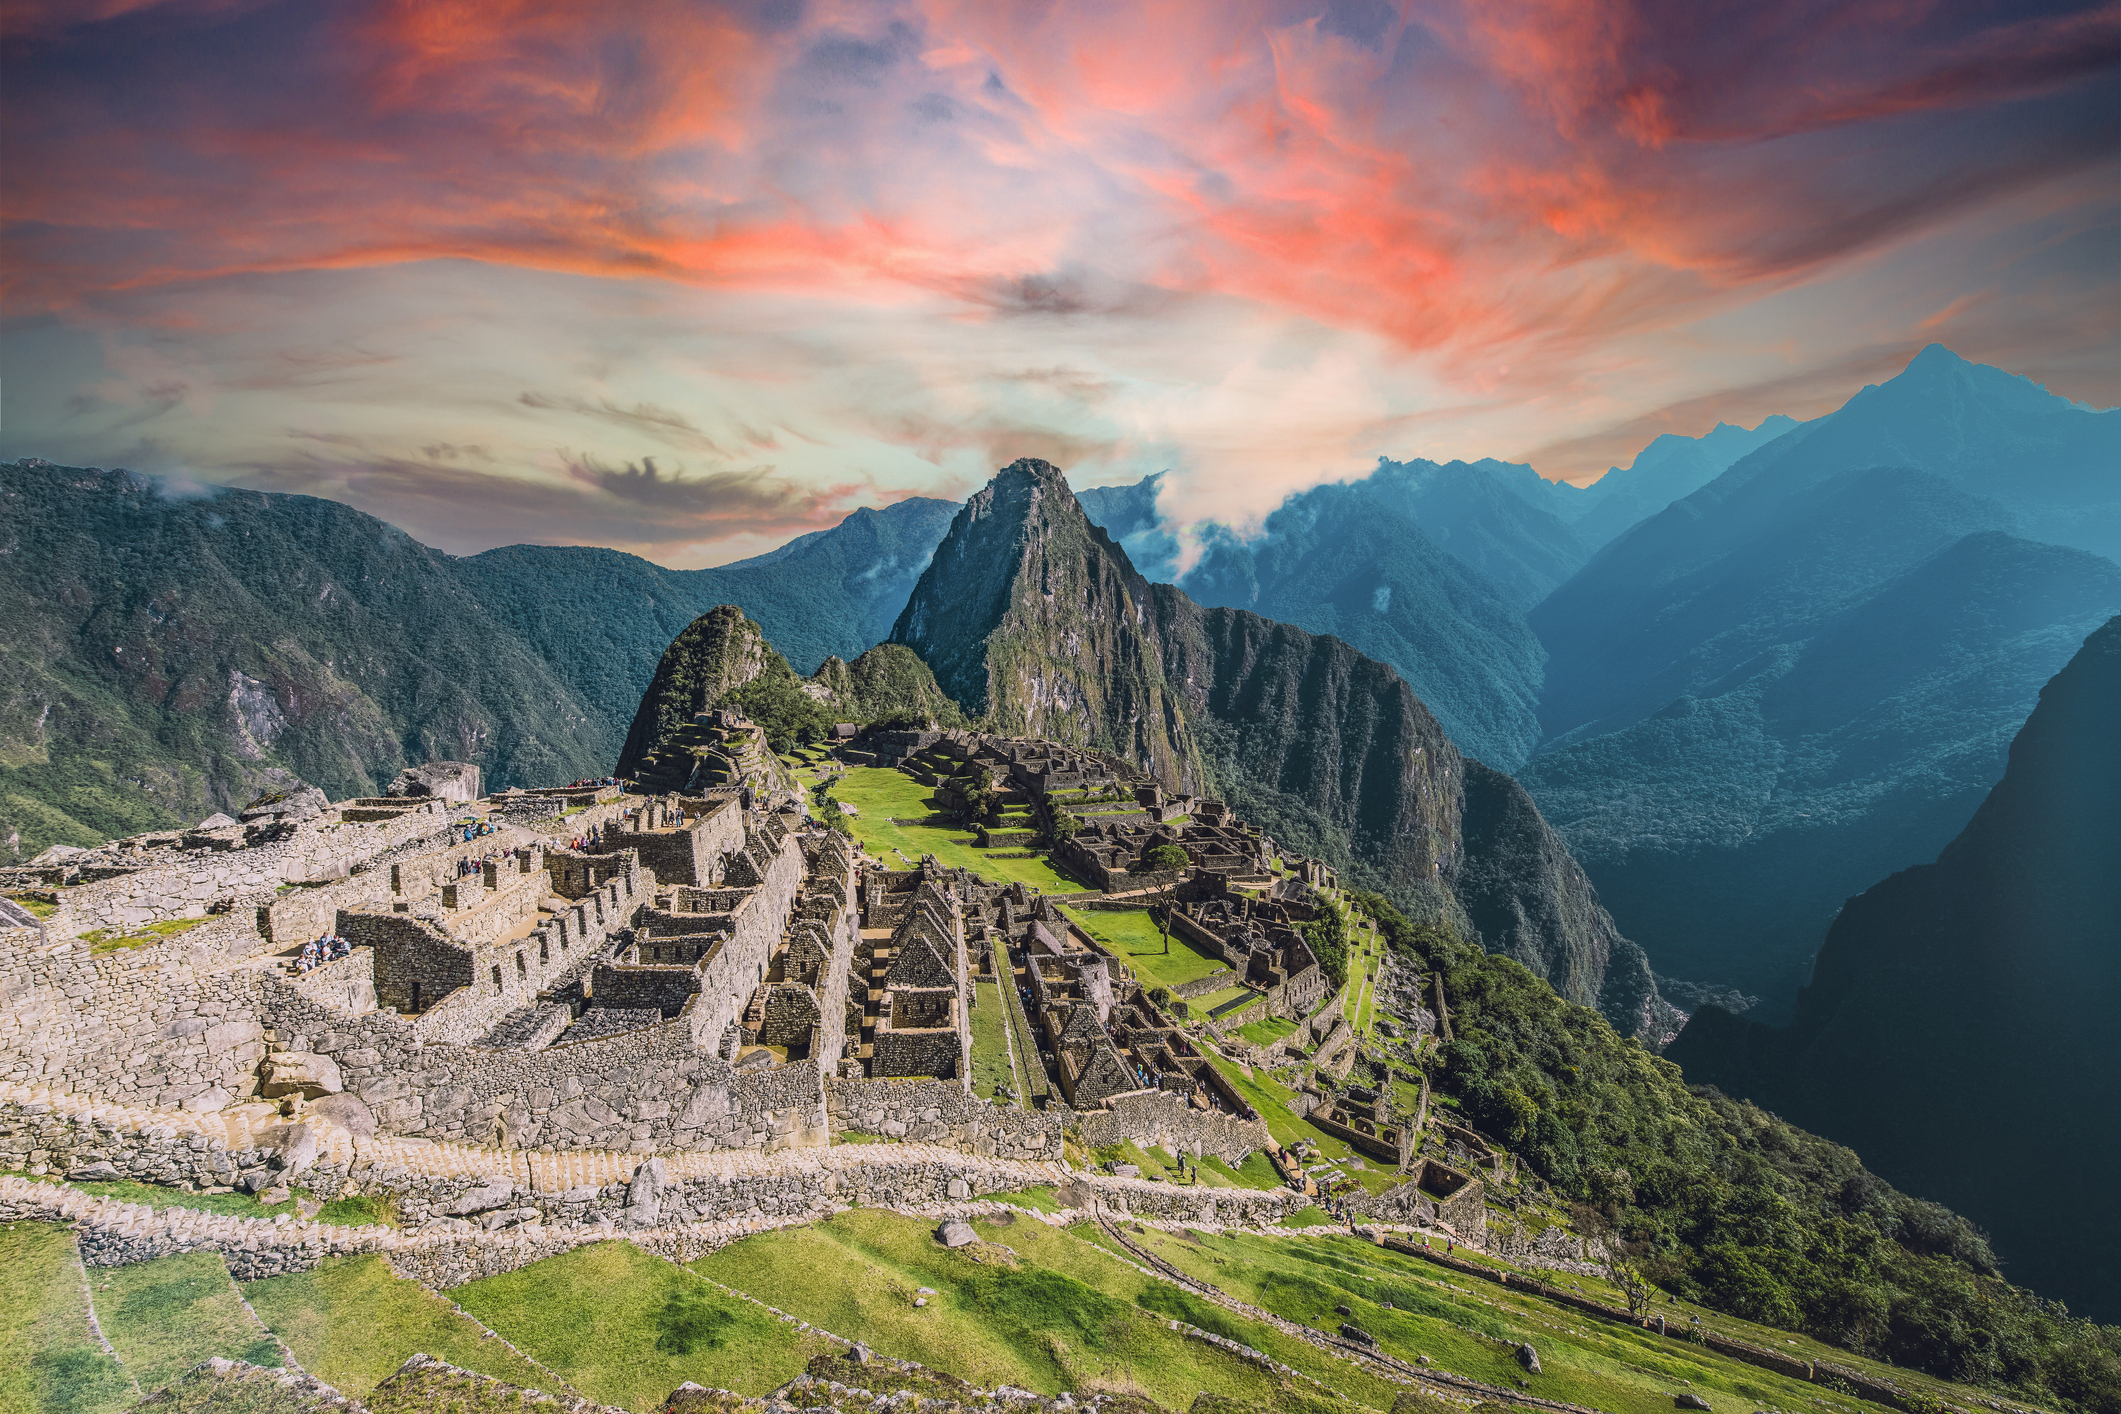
left=893, top=458, right=1672, bottom=1042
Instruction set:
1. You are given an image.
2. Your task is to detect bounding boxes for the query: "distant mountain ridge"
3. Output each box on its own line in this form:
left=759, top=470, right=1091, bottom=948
left=1523, top=348, right=2121, bottom=1006
left=892, top=457, right=1673, bottom=1037
left=1568, top=416, right=1804, bottom=549
left=0, top=463, right=954, bottom=857
left=1668, top=615, right=2121, bottom=1322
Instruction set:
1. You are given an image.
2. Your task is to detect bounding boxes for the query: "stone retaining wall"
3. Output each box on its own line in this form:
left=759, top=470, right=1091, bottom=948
left=49, top=806, right=458, bottom=936
left=823, top=1077, right=1063, bottom=1162
left=1071, top=1088, right=1273, bottom=1167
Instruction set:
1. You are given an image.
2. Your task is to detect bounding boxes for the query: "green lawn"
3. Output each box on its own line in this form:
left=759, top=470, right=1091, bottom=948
left=243, top=1252, right=552, bottom=1399
left=969, top=980, right=1017, bottom=1102
left=1062, top=908, right=1231, bottom=993
left=1192, top=985, right=1257, bottom=1016
left=93, top=1250, right=282, bottom=1395
left=1133, top=1229, right=1859, bottom=1414
left=0, top=1221, right=137, bottom=1414
left=452, top=1240, right=828, bottom=1411
left=1235, top=1016, right=1297, bottom=1048
left=691, top=1208, right=1403, bottom=1411
left=833, top=769, right=1077, bottom=891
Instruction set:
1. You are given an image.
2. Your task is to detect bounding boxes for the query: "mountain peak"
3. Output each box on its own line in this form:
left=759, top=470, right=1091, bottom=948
left=1905, top=341, right=1969, bottom=373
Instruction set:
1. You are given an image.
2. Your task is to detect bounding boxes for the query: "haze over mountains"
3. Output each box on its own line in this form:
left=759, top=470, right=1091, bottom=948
left=1669, top=615, right=2121, bottom=1322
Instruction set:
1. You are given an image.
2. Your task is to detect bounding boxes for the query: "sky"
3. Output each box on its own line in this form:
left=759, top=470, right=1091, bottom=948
left=2, top=0, right=2116, bottom=566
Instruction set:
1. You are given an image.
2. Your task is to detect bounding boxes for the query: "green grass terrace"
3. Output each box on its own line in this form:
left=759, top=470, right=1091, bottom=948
left=830, top=767, right=1079, bottom=892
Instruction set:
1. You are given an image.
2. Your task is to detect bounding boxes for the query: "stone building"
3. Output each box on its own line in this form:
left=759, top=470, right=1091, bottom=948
left=1168, top=887, right=1327, bottom=1021
left=855, top=870, right=970, bottom=1081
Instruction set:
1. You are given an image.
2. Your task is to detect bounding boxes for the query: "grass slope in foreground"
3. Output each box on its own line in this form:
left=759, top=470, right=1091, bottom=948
left=0, top=1221, right=136, bottom=1414
left=450, top=1239, right=832, bottom=1411
left=691, top=1207, right=1401, bottom=1411
left=93, top=1249, right=282, bottom=1394
left=242, top=1252, right=552, bottom=1399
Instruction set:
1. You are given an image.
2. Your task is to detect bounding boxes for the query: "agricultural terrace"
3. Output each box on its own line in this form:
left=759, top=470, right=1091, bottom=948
left=824, top=766, right=1077, bottom=891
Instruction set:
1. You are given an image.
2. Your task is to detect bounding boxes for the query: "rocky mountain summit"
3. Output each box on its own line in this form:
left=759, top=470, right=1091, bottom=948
left=891, top=459, right=1672, bottom=1038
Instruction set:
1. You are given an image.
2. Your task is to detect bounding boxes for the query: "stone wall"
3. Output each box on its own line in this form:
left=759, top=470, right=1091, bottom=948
left=688, top=832, right=804, bottom=1049
left=1350, top=1161, right=1487, bottom=1238
left=1071, top=1088, right=1273, bottom=1167
left=0, top=916, right=831, bottom=1155
left=349, top=914, right=474, bottom=1015
left=50, top=805, right=456, bottom=935
left=824, top=1078, right=1064, bottom=1162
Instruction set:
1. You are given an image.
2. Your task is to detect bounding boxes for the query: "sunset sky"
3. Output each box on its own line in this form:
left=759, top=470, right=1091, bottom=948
left=3, top=0, right=2115, bottom=565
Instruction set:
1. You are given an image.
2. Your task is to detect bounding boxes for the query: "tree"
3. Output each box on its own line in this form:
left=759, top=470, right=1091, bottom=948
left=940, top=768, right=998, bottom=823
left=1049, top=810, right=1082, bottom=844
left=1142, top=842, right=1189, bottom=873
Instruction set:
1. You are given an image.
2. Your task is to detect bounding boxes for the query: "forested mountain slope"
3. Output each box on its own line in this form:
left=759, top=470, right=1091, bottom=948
left=1523, top=350, right=2121, bottom=1008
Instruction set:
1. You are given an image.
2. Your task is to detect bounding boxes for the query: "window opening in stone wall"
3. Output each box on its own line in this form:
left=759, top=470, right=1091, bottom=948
left=540, top=940, right=549, bottom=964
left=517, top=952, right=526, bottom=976
left=492, top=965, right=503, bottom=990
left=411, top=980, right=421, bottom=1012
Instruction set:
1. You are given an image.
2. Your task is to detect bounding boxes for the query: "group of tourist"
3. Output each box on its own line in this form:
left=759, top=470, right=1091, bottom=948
left=457, top=820, right=495, bottom=843
left=293, top=934, right=351, bottom=972
left=454, top=848, right=506, bottom=878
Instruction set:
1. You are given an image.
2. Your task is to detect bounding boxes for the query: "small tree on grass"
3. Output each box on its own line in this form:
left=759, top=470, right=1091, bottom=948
left=1048, top=810, right=1082, bottom=845
left=1142, top=842, right=1190, bottom=873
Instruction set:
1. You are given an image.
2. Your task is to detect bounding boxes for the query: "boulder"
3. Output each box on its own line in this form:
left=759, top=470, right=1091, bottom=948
left=68, top=1161, right=122, bottom=1182
left=182, top=1087, right=235, bottom=1115
left=936, top=1219, right=978, bottom=1248
left=1518, top=1343, right=1542, bottom=1374
left=306, top=1092, right=376, bottom=1139
left=258, top=1124, right=319, bottom=1176
left=241, top=783, right=328, bottom=824
left=261, top=1052, right=344, bottom=1099
left=1675, top=1396, right=1712, bottom=1411
left=627, top=1157, right=666, bottom=1227
left=387, top=762, right=482, bottom=804
left=445, top=1180, right=517, bottom=1216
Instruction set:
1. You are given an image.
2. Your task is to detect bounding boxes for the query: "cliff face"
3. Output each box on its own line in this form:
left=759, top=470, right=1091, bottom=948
left=893, top=458, right=1669, bottom=1036
left=1454, top=762, right=1667, bottom=1037
left=614, top=605, right=775, bottom=779
left=891, top=460, right=1203, bottom=788
left=1668, top=616, right=2121, bottom=1320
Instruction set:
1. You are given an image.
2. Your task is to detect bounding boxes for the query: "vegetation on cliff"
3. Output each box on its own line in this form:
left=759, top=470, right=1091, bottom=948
left=620, top=612, right=969, bottom=771
left=810, top=644, right=964, bottom=728
left=0, top=463, right=610, bottom=857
